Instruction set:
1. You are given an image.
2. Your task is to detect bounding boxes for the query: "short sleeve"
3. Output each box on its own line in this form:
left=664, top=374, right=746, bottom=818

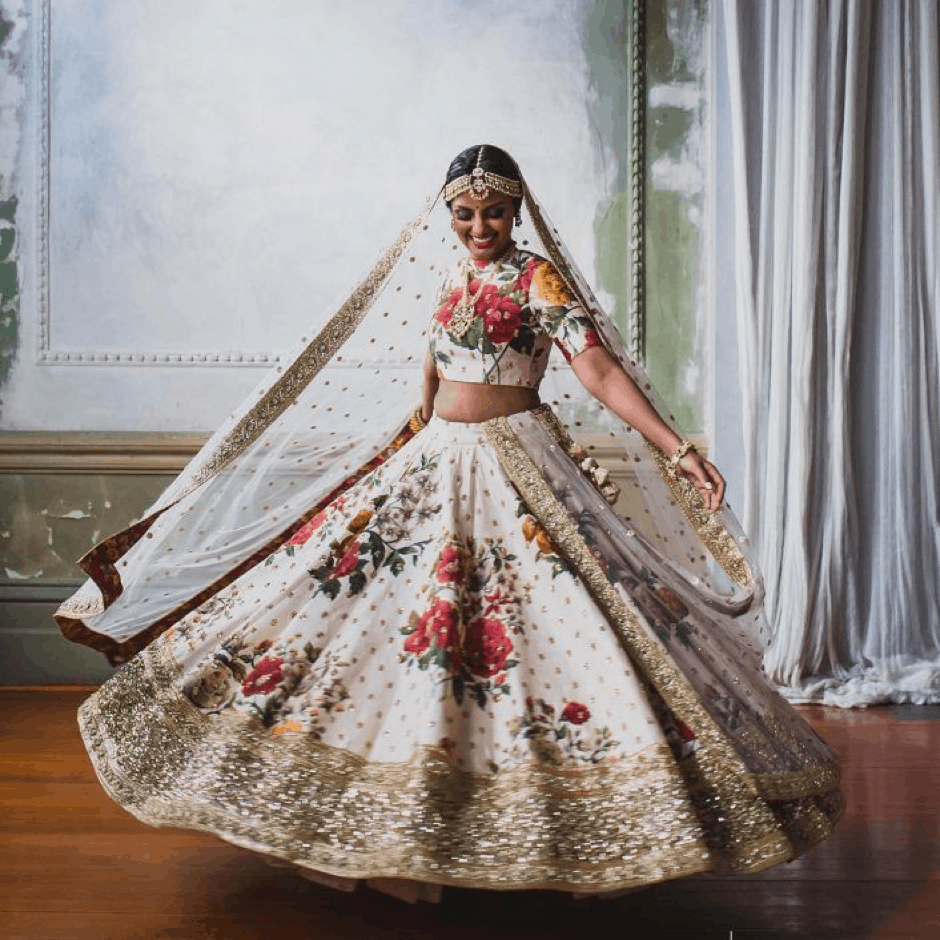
left=527, top=261, right=603, bottom=363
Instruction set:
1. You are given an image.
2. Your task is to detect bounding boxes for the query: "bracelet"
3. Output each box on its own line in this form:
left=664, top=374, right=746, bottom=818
left=409, top=407, right=428, bottom=433
left=668, top=439, right=696, bottom=476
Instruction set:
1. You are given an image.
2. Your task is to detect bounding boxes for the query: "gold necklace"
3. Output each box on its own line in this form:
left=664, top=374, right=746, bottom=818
left=448, top=243, right=516, bottom=340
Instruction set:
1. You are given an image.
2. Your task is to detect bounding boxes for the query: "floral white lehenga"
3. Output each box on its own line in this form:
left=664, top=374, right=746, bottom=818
left=59, top=178, right=842, bottom=898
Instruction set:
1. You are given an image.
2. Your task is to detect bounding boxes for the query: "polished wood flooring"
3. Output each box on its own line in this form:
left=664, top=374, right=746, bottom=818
left=2, top=687, right=938, bottom=939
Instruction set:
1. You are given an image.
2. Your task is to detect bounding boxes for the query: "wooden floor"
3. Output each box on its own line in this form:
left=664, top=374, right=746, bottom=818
left=2, top=688, right=938, bottom=940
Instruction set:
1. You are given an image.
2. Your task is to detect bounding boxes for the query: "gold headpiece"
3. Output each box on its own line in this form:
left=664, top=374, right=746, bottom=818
left=443, top=146, right=524, bottom=202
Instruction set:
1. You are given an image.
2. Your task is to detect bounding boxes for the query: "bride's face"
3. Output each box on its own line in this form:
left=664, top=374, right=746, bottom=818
left=450, top=193, right=516, bottom=263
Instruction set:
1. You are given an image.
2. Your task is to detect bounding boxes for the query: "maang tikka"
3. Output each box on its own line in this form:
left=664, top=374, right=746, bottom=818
left=443, top=146, right=524, bottom=203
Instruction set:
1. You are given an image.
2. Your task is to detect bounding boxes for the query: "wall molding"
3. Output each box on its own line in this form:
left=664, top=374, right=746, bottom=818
left=0, top=580, right=78, bottom=603
left=0, top=431, right=208, bottom=474
left=0, top=429, right=705, bottom=476
left=32, top=0, right=283, bottom=368
left=630, top=0, right=647, bottom=361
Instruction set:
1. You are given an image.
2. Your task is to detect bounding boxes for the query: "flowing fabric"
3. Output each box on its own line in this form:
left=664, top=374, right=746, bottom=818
left=58, top=174, right=842, bottom=892
left=720, top=0, right=940, bottom=705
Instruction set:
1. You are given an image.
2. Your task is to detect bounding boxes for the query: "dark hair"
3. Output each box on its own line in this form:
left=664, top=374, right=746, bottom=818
left=444, top=144, right=523, bottom=209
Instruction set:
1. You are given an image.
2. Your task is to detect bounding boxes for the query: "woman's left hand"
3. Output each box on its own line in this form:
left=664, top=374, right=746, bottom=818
left=677, top=453, right=725, bottom=512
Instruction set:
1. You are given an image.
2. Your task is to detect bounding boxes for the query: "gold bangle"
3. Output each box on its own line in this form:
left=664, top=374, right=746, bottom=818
left=668, top=439, right=696, bottom=476
left=409, top=408, right=428, bottom=433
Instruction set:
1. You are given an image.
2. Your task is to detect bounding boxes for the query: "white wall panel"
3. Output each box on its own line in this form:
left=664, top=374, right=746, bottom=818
left=4, top=0, right=606, bottom=431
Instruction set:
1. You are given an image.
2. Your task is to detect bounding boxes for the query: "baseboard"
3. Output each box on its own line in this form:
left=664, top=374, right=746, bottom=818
left=0, top=599, right=115, bottom=685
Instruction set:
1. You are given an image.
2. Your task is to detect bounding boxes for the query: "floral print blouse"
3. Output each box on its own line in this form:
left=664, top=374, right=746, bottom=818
left=429, top=247, right=602, bottom=388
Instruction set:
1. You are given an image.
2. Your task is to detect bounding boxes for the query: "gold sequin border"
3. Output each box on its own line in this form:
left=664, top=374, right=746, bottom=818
left=524, top=179, right=751, bottom=590
left=77, top=638, right=840, bottom=891
left=645, top=441, right=753, bottom=588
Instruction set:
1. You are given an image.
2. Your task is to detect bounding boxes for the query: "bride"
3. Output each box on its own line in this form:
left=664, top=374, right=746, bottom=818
left=57, top=144, right=842, bottom=902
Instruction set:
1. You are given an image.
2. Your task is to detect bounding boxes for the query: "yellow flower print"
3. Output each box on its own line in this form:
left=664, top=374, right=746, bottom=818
left=346, top=509, right=373, bottom=534
left=533, top=262, right=574, bottom=306
left=522, top=515, right=558, bottom=556
left=271, top=721, right=303, bottom=736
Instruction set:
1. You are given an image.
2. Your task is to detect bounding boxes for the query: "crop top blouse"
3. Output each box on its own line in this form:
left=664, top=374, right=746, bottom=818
left=428, top=246, right=602, bottom=388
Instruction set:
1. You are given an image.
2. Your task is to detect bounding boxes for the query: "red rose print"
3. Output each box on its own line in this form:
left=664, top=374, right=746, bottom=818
left=516, top=258, right=540, bottom=294
left=655, top=585, right=689, bottom=622
left=467, top=278, right=482, bottom=296
left=463, top=616, right=513, bottom=677
left=404, top=628, right=431, bottom=656
left=419, top=598, right=459, bottom=650
left=332, top=541, right=360, bottom=578
left=242, top=657, right=284, bottom=696
left=584, top=329, right=601, bottom=349
left=285, top=509, right=327, bottom=547
left=483, top=299, right=522, bottom=343
left=435, top=545, right=466, bottom=586
left=561, top=701, right=591, bottom=725
left=473, top=284, right=500, bottom=316
left=434, top=287, right=463, bottom=328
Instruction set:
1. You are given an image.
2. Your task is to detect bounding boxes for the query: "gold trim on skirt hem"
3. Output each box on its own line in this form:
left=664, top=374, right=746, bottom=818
left=78, top=635, right=841, bottom=893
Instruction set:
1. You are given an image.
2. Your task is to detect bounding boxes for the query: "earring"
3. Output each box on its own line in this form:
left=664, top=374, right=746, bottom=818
left=514, top=212, right=522, bottom=228
left=450, top=219, right=456, bottom=230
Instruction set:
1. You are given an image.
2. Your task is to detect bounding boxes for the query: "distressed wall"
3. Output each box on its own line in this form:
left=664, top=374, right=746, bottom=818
left=1, top=0, right=613, bottom=433
left=644, top=0, right=708, bottom=433
left=0, top=2, right=23, bottom=412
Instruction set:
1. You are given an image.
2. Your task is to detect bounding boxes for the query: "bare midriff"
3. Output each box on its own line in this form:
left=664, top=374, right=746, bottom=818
left=433, top=380, right=540, bottom=424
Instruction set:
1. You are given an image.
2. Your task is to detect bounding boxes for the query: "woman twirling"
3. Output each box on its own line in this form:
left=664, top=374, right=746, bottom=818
left=58, top=145, right=842, bottom=902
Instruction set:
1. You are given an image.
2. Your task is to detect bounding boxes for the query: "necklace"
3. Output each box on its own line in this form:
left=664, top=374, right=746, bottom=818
left=447, top=242, right=516, bottom=341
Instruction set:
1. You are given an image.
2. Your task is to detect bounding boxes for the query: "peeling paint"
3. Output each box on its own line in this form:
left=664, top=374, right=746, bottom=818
left=5, top=566, right=43, bottom=580
left=0, top=194, right=18, bottom=407
left=583, top=1, right=633, bottom=343
left=47, top=509, right=94, bottom=520
left=1, top=472, right=174, bottom=583
left=644, top=0, right=708, bottom=433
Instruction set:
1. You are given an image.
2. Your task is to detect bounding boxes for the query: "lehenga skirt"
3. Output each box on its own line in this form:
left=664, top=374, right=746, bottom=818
left=77, top=409, right=843, bottom=894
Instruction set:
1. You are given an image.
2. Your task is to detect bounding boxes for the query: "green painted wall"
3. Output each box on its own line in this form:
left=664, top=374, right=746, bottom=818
left=0, top=471, right=171, bottom=684
left=0, top=5, right=19, bottom=412
left=0, top=195, right=17, bottom=411
left=0, top=473, right=173, bottom=583
left=585, top=0, right=708, bottom=434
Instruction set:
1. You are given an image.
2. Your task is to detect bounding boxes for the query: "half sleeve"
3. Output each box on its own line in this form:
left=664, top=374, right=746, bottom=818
left=527, top=261, right=603, bottom=363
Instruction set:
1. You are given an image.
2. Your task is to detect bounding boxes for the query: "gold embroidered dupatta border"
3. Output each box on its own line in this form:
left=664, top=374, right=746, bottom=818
left=55, top=210, right=430, bottom=648
left=482, top=416, right=841, bottom=856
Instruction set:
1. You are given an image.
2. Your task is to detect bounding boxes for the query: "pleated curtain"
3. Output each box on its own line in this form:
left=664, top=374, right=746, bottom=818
left=719, top=0, right=940, bottom=705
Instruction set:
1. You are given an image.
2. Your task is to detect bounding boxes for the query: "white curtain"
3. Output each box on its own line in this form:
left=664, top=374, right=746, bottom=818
left=719, top=0, right=940, bottom=705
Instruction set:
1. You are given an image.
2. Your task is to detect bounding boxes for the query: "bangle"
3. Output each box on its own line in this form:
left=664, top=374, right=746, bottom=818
left=409, top=407, right=428, bottom=433
left=668, top=439, right=696, bottom=476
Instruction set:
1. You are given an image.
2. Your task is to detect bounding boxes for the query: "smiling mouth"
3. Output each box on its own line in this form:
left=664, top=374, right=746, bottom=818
left=471, top=235, right=495, bottom=248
